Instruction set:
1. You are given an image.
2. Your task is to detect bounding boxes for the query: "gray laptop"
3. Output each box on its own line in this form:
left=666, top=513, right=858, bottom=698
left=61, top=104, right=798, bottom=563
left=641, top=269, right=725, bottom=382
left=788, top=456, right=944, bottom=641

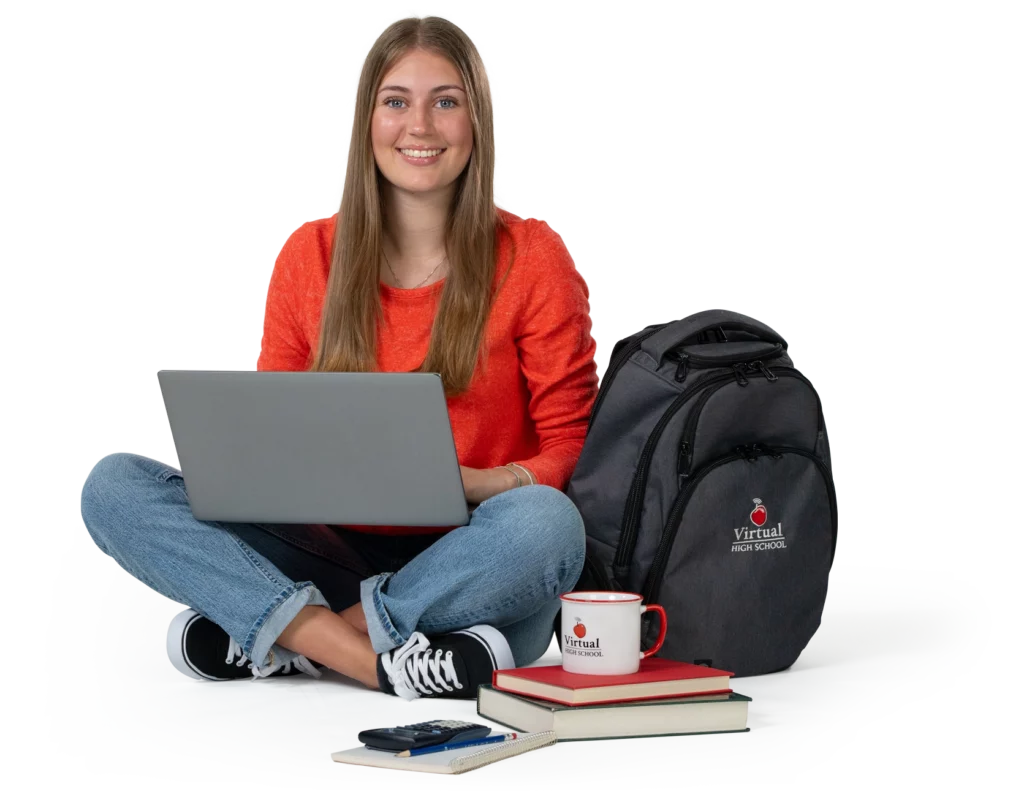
left=157, top=371, right=470, bottom=526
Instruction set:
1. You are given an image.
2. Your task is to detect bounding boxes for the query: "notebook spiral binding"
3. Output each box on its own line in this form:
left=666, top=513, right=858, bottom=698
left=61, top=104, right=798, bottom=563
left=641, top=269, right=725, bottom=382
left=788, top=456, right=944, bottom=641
left=449, top=731, right=557, bottom=773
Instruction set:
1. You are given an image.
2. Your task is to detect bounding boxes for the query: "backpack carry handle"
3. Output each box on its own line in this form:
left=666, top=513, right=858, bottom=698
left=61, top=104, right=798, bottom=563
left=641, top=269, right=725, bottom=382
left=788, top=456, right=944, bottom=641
left=640, top=309, right=787, bottom=365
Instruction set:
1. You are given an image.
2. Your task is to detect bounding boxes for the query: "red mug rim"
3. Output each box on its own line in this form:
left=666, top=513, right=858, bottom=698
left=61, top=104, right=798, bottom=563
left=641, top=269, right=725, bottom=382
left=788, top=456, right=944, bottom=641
left=560, top=590, right=643, bottom=604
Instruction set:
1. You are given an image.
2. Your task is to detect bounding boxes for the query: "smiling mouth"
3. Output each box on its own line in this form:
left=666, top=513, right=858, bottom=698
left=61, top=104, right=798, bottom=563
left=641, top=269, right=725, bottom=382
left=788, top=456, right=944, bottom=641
left=397, top=147, right=446, bottom=157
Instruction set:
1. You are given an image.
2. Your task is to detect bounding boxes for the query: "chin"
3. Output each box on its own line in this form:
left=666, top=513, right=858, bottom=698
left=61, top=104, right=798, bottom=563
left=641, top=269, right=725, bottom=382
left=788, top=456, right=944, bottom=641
left=393, top=179, right=455, bottom=195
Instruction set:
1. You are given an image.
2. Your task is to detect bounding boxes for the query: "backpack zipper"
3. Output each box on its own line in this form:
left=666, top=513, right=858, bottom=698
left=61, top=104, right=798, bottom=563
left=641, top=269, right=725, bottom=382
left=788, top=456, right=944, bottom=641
left=642, top=445, right=838, bottom=604
left=676, top=364, right=822, bottom=476
left=666, top=343, right=785, bottom=382
left=611, top=368, right=738, bottom=579
left=612, top=364, right=819, bottom=581
left=675, top=387, right=719, bottom=475
left=587, top=324, right=668, bottom=434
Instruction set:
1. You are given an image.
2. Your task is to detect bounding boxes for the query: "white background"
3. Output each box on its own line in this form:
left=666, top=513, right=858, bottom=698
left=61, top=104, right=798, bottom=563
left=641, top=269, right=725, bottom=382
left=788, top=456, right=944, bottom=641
left=56, top=7, right=1015, bottom=786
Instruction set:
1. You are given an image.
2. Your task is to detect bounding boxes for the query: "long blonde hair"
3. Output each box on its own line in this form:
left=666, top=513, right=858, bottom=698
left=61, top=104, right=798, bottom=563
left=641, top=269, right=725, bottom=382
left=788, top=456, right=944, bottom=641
left=309, top=16, right=514, bottom=397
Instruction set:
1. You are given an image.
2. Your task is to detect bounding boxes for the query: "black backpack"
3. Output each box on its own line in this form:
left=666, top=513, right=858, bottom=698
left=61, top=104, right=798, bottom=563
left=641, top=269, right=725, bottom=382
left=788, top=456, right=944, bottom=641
left=563, top=310, right=837, bottom=676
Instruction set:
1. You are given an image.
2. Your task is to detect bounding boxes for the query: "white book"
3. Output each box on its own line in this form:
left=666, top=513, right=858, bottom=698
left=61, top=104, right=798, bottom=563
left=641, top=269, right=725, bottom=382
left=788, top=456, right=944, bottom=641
left=331, top=731, right=557, bottom=774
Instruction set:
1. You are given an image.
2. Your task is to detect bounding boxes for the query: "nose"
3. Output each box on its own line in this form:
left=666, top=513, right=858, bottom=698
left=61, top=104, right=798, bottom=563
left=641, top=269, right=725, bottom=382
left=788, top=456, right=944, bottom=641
left=408, top=101, right=434, bottom=136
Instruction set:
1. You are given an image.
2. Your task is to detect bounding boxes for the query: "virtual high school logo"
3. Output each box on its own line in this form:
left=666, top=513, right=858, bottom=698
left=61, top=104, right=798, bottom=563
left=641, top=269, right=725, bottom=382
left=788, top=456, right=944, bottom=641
left=731, top=498, right=787, bottom=554
left=563, top=617, right=603, bottom=658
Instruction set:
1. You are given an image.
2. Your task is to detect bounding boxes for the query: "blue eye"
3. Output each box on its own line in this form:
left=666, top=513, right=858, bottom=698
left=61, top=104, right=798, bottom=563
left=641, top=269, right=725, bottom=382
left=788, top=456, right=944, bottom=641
left=382, top=96, right=458, bottom=110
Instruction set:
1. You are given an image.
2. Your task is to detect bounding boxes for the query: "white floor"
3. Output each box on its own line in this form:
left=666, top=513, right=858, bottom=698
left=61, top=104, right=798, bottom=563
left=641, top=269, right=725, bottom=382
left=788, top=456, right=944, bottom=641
left=49, top=516, right=1024, bottom=786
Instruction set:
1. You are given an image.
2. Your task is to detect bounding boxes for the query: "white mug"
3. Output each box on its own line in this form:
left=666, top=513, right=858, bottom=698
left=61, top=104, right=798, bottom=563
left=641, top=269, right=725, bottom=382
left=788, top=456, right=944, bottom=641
left=559, top=591, right=668, bottom=676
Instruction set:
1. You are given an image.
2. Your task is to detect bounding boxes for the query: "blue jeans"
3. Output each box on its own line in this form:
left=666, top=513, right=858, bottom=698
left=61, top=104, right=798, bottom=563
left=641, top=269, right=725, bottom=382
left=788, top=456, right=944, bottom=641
left=80, top=453, right=585, bottom=672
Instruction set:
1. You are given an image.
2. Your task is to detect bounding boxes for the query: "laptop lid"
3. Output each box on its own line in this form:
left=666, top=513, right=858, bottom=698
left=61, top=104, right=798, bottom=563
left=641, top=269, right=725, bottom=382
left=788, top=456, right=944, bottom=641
left=157, top=370, right=470, bottom=526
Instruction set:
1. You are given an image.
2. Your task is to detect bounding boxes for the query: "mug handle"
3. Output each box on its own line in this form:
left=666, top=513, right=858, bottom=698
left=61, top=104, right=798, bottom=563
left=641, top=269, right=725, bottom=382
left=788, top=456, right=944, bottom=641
left=640, top=604, right=667, bottom=658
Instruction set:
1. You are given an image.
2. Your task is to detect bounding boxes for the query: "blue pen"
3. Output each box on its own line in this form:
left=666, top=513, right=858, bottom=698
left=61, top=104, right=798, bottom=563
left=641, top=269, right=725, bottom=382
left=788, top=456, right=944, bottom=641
left=395, top=733, right=518, bottom=758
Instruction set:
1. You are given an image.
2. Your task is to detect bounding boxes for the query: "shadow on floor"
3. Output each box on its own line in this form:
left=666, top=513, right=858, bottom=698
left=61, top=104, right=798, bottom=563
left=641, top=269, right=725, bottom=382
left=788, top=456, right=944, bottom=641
left=782, top=610, right=991, bottom=672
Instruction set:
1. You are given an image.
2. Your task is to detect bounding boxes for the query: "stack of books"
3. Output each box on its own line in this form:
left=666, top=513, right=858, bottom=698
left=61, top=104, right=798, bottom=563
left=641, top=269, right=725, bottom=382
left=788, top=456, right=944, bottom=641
left=477, top=658, right=751, bottom=741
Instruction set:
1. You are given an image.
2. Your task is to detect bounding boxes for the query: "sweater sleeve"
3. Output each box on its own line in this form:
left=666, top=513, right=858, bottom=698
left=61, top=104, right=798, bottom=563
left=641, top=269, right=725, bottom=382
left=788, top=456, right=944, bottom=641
left=256, top=223, right=313, bottom=372
left=511, top=220, right=599, bottom=491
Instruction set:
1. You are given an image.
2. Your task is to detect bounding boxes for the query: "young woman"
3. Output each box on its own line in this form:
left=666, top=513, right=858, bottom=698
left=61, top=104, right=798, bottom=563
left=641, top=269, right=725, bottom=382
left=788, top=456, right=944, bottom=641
left=80, top=16, right=598, bottom=701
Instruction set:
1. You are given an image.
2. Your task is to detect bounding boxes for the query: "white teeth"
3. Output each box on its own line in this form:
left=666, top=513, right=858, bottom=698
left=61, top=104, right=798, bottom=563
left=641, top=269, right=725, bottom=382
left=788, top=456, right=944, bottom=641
left=399, top=148, right=443, bottom=158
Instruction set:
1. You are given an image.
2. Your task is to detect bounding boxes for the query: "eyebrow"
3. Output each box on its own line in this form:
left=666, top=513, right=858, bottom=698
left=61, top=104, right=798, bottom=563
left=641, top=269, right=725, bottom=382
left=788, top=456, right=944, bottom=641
left=377, top=84, right=466, bottom=94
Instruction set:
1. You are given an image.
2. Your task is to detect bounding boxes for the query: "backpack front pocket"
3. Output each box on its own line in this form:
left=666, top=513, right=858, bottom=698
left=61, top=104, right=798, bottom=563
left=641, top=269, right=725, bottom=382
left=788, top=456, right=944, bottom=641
left=642, top=447, right=837, bottom=676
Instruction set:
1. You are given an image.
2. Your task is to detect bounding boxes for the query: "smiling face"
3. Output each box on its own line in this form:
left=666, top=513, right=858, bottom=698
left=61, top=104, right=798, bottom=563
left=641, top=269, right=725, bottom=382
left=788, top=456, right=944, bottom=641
left=371, top=48, right=474, bottom=198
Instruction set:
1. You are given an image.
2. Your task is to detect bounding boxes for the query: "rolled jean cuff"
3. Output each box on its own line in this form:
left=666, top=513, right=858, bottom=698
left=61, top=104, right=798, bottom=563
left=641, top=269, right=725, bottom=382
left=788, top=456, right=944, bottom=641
left=360, top=573, right=404, bottom=654
left=247, top=580, right=330, bottom=670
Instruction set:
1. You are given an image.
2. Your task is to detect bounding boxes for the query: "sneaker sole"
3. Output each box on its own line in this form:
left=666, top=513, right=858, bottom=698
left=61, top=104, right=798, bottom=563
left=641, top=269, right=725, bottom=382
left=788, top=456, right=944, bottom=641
left=166, top=609, right=227, bottom=681
left=450, top=625, right=516, bottom=670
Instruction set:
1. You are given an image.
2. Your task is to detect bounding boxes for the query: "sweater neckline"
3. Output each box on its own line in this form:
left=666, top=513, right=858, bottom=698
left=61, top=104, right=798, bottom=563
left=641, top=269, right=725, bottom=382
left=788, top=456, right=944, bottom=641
left=379, top=278, right=446, bottom=300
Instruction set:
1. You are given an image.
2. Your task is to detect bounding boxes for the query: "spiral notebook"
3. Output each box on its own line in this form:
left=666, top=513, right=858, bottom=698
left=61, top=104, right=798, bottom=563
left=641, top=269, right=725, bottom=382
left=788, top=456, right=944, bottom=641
left=331, top=731, right=557, bottom=774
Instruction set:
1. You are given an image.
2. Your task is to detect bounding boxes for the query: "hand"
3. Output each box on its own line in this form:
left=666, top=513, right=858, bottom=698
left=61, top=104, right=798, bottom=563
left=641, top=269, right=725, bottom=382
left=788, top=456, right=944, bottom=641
left=460, top=465, right=518, bottom=505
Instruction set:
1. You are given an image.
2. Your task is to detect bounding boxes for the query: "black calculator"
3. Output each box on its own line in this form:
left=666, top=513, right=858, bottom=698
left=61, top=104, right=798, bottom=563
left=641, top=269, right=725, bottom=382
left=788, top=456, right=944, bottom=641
left=357, top=720, right=492, bottom=752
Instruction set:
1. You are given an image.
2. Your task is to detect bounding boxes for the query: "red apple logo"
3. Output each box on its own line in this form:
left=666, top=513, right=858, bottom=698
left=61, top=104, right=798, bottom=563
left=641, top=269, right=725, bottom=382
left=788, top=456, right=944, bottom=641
left=750, top=498, right=767, bottom=527
left=573, top=617, right=586, bottom=638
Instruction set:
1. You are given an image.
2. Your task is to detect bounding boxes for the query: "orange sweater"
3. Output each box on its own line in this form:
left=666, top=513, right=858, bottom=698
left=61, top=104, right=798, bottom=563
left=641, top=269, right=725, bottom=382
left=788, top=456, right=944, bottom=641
left=256, top=209, right=599, bottom=535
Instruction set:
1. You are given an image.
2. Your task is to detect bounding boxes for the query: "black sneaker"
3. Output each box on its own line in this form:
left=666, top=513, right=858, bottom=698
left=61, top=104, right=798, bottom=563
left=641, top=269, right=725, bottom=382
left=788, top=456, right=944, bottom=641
left=377, top=625, right=515, bottom=700
left=166, top=609, right=320, bottom=681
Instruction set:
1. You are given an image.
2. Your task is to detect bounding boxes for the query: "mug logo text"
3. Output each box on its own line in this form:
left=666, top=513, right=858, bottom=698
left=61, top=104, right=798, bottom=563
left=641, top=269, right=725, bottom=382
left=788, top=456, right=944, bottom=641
left=564, top=615, right=603, bottom=657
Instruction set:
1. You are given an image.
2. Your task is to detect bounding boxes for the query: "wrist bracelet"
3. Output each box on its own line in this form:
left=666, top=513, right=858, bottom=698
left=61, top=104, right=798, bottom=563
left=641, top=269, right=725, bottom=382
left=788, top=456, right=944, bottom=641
left=500, top=464, right=522, bottom=488
left=509, top=462, right=535, bottom=486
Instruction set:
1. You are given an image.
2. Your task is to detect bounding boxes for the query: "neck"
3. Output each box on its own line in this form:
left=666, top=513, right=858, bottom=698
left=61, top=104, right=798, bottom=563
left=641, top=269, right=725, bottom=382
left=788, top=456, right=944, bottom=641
left=381, top=182, right=453, bottom=265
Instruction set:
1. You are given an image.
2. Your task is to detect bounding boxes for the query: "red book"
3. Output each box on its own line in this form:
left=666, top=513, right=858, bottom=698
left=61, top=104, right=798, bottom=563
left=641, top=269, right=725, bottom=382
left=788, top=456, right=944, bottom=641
left=492, top=658, right=734, bottom=707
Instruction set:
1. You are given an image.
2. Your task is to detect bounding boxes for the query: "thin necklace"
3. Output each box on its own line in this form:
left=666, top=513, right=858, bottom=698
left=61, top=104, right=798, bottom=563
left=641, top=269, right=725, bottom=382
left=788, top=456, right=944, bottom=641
left=382, top=249, right=448, bottom=289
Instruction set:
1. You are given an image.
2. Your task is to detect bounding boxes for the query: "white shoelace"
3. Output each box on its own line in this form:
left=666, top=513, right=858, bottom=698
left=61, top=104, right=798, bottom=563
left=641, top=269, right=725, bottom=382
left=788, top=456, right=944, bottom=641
left=385, top=632, right=464, bottom=700
left=225, top=637, right=321, bottom=680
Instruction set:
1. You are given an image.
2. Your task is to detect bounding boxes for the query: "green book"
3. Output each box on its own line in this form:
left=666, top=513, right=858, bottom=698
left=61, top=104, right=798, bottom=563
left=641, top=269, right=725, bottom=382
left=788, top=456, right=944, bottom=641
left=477, top=684, right=751, bottom=742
